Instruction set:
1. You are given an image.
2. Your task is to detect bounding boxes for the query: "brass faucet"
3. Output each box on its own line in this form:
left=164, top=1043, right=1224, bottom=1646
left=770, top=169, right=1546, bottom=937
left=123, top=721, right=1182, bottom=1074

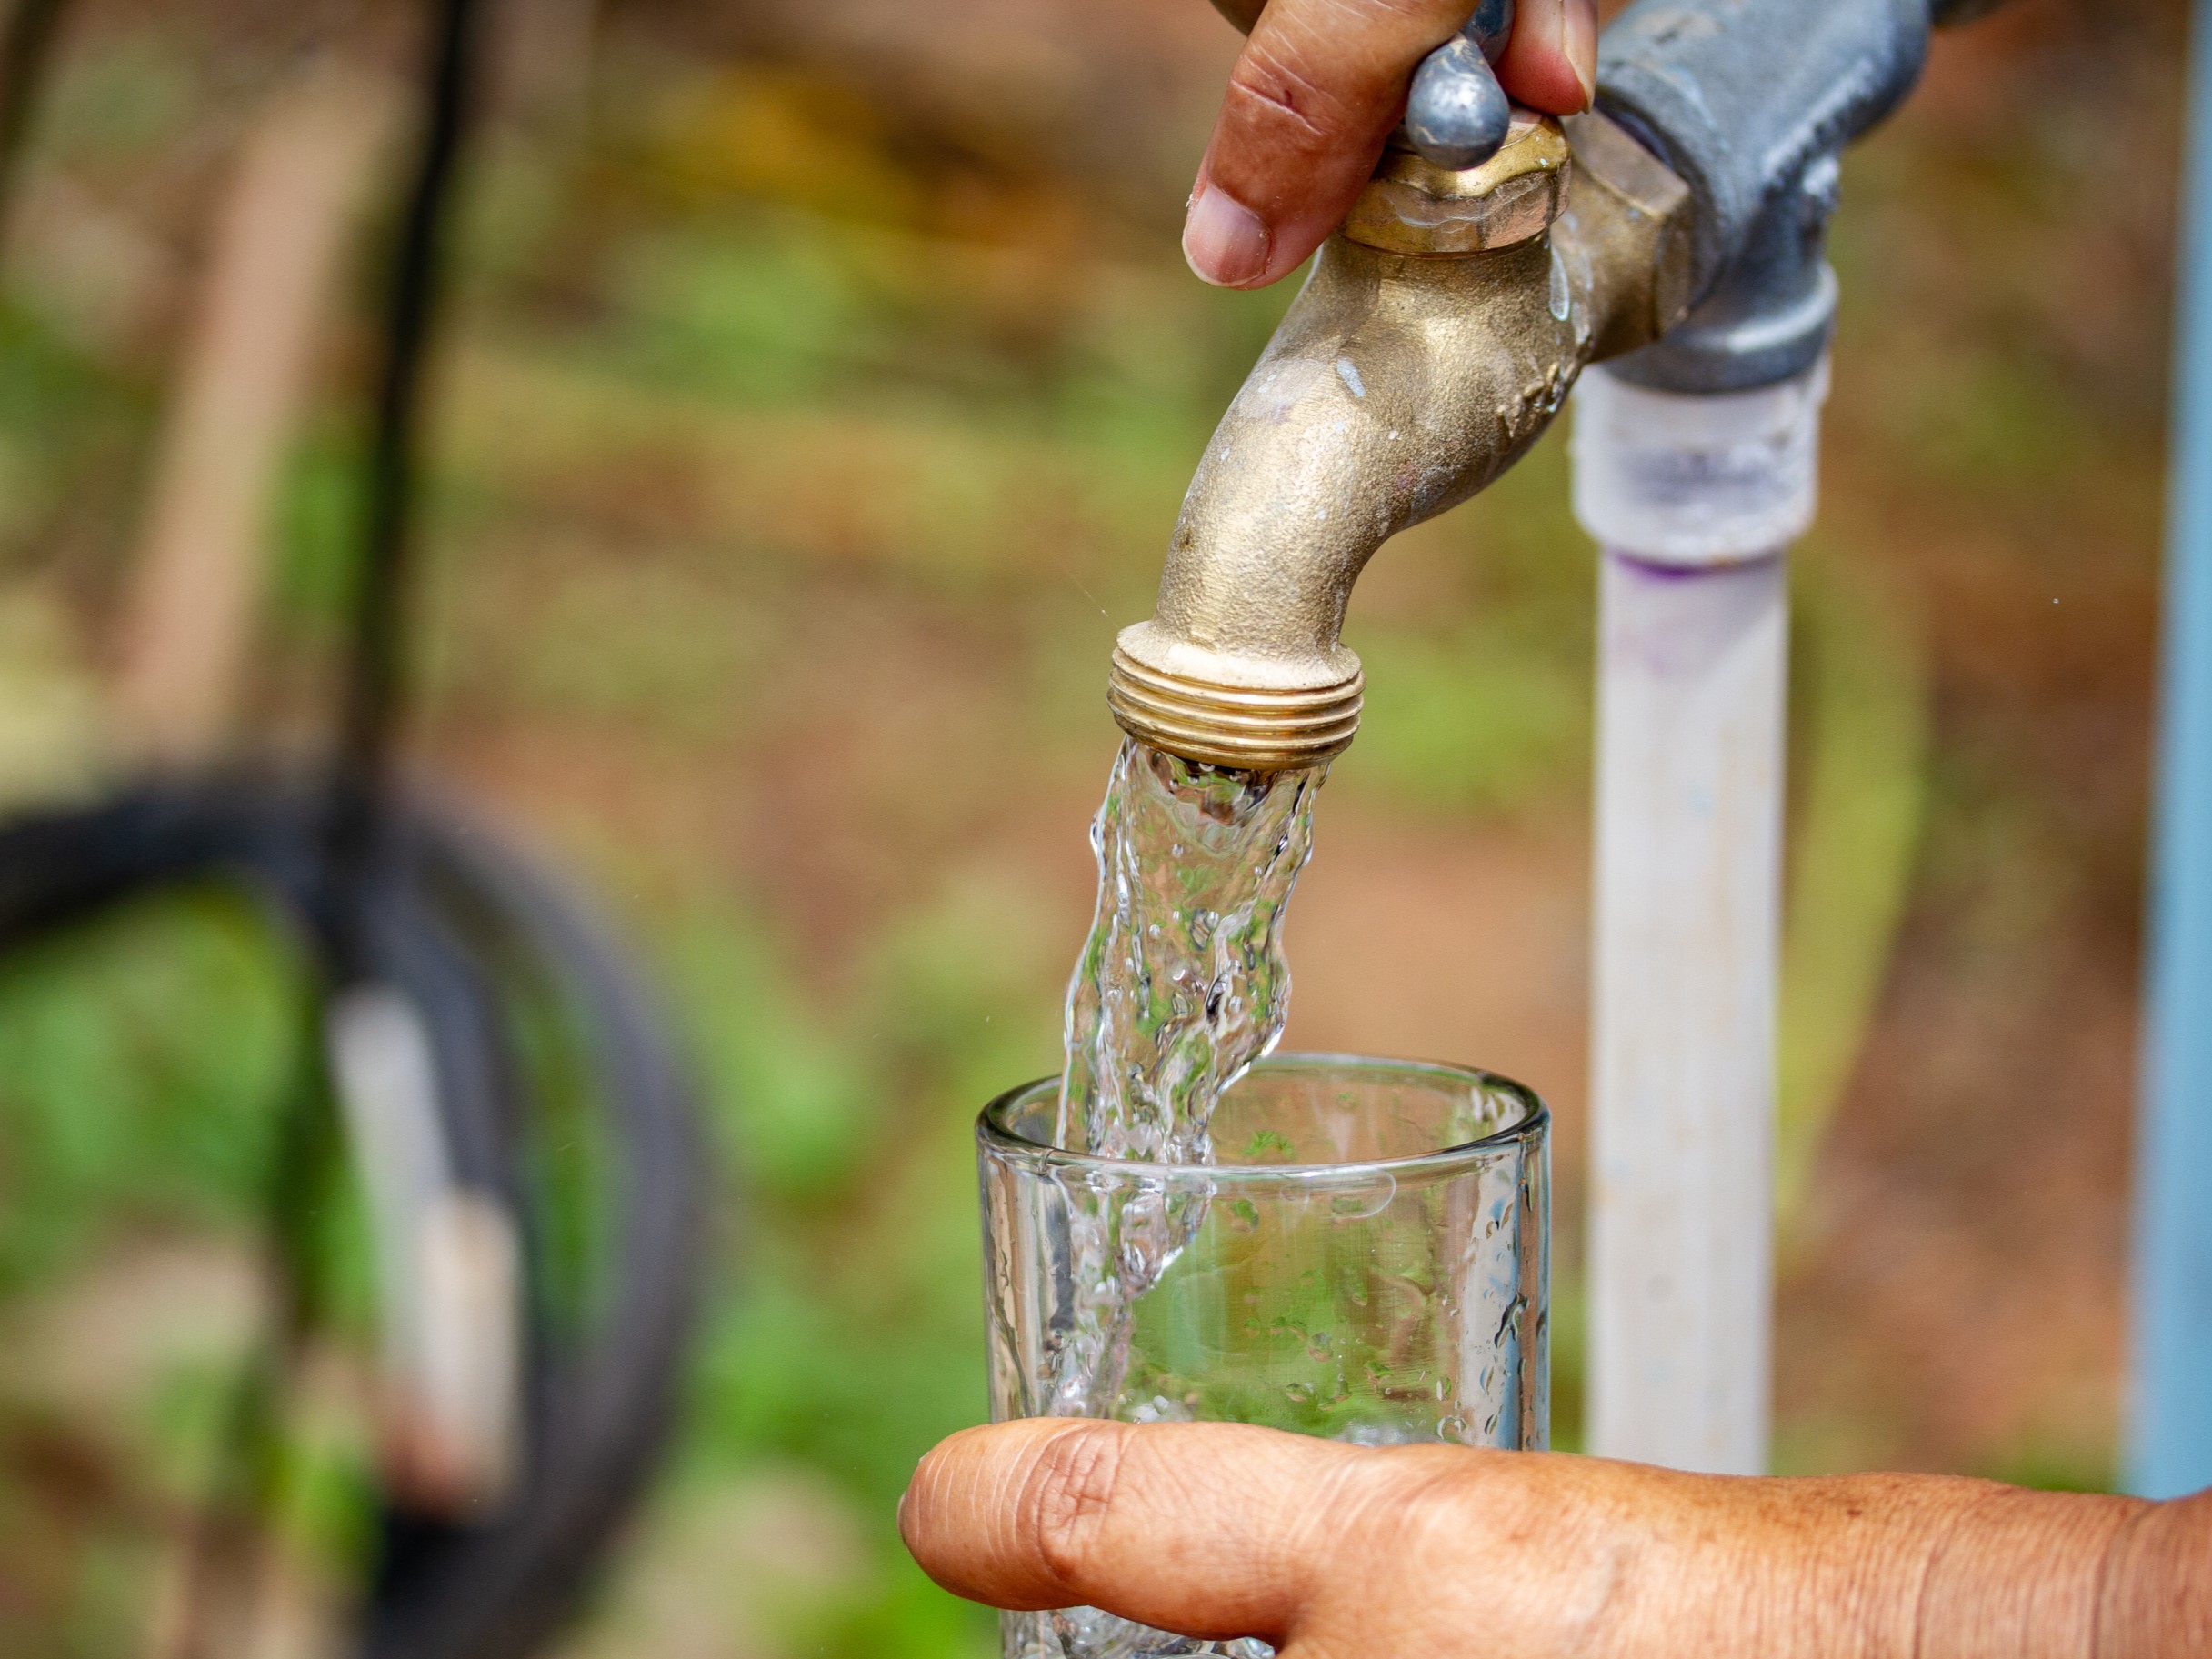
left=1107, top=111, right=1694, bottom=773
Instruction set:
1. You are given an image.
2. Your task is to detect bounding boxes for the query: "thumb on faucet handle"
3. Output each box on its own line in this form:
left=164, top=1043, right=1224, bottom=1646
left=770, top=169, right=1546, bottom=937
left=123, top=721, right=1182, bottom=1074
left=1405, top=0, right=1516, bottom=169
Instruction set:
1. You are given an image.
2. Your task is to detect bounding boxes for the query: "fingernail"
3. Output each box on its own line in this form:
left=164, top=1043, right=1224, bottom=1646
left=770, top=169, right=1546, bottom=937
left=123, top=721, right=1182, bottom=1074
left=1563, top=0, right=1597, bottom=110
left=1182, top=183, right=1271, bottom=287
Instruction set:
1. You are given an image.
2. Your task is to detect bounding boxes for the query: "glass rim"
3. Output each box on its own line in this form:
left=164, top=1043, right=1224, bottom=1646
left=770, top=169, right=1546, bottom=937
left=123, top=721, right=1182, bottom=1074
left=977, top=1051, right=1548, bottom=1185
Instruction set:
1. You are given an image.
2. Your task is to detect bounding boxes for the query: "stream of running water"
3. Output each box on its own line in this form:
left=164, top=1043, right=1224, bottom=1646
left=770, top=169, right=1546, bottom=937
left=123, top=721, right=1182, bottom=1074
left=1006, top=737, right=1325, bottom=1659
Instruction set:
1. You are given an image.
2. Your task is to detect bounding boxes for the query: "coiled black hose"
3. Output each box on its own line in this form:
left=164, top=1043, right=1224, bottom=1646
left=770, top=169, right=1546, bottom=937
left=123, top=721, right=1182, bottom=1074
left=0, top=780, right=708, bottom=1658
left=0, top=0, right=713, bottom=1653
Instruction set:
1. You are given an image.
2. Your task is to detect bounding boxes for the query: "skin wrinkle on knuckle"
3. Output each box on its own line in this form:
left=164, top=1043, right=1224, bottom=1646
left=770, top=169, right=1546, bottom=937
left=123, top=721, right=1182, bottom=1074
left=1225, top=42, right=1352, bottom=149
left=1304, top=1451, right=1600, bottom=1656
left=1270, top=1451, right=1384, bottom=1609
left=1020, top=1424, right=1131, bottom=1591
left=1359, top=1449, right=1477, bottom=1566
left=1416, top=1454, right=1626, bottom=1651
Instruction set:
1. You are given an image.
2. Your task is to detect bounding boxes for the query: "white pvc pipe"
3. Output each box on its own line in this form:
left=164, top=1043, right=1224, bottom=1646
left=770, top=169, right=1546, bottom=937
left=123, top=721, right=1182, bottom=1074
left=1573, top=361, right=1827, bottom=1474
left=1587, top=546, right=1786, bottom=1473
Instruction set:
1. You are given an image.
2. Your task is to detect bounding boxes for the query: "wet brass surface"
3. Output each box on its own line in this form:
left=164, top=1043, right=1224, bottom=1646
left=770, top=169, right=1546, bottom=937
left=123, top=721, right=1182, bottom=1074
left=1110, top=110, right=1695, bottom=769
left=1343, top=114, right=1571, bottom=256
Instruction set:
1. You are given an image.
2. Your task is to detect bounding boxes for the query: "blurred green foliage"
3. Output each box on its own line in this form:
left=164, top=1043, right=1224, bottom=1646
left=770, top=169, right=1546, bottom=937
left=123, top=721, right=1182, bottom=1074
left=0, top=891, right=387, bottom=1649
left=0, top=891, right=295, bottom=1291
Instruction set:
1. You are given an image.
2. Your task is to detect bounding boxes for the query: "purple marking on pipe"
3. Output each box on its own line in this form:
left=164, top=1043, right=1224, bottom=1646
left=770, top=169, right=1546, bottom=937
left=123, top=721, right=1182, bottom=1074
left=1605, top=546, right=1790, bottom=580
left=1601, top=546, right=1788, bottom=680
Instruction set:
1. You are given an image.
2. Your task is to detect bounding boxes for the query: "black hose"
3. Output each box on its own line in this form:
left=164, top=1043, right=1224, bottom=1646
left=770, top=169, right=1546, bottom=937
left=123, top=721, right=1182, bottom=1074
left=0, top=0, right=65, bottom=237
left=0, top=780, right=708, bottom=1659
left=336, top=0, right=485, bottom=838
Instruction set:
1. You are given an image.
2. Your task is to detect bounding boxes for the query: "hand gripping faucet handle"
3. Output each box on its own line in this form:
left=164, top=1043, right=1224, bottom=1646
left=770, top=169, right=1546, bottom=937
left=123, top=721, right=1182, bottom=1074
left=1203, top=0, right=1519, bottom=170
left=1403, top=0, right=1516, bottom=169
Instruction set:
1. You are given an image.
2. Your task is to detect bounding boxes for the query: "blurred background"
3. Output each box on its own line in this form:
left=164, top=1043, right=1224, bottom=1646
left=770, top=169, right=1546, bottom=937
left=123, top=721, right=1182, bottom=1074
left=0, top=0, right=2180, bottom=1652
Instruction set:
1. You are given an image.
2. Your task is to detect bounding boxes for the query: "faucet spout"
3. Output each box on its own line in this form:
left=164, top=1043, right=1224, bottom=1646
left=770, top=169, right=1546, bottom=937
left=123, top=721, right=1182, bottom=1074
left=1109, top=111, right=1693, bottom=772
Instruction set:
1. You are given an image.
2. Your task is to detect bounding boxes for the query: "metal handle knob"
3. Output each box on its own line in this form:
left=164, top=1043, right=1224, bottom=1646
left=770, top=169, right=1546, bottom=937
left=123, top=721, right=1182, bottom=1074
left=1404, top=0, right=1516, bottom=169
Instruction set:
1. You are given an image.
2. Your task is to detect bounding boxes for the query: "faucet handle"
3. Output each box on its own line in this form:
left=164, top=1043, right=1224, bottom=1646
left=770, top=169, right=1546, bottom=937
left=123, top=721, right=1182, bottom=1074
left=1404, top=0, right=1516, bottom=170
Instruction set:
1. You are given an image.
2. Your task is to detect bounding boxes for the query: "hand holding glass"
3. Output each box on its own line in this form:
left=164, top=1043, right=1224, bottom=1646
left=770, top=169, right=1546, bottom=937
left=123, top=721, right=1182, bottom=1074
left=977, top=1054, right=1549, bottom=1659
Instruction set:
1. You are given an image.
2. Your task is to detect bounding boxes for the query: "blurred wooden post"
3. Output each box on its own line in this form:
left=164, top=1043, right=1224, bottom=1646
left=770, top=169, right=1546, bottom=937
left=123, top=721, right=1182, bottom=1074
left=109, top=66, right=392, bottom=763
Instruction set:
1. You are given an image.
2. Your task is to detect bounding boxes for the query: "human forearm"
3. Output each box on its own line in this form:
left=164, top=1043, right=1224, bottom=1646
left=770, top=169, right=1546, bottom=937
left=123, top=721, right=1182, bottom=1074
left=902, top=1421, right=2208, bottom=1659
left=1398, top=1460, right=2142, bottom=1658
left=1759, top=1475, right=2207, bottom=1658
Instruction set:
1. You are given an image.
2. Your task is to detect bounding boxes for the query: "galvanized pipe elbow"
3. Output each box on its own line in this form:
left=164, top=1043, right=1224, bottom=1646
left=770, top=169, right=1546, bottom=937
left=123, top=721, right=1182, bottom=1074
left=1109, top=112, right=1694, bottom=771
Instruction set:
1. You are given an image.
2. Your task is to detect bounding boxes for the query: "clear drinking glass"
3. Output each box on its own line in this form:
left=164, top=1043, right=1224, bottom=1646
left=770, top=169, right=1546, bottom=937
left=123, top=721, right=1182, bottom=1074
left=977, top=1054, right=1550, bottom=1659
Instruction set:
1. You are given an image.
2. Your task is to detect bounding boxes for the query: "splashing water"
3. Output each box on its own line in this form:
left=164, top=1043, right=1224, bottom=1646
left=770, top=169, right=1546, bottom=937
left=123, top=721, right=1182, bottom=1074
left=1060, top=738, right=1324, bottom=1168
left=1005, top=738, right=1323, bottom=1659
left=1043, top=738, right=1324, bottom=1416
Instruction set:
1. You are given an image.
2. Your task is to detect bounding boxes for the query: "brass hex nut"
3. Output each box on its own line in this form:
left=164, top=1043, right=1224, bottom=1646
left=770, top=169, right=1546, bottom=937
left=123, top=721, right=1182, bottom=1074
left=1343, top=110, right=1572, bottom=256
